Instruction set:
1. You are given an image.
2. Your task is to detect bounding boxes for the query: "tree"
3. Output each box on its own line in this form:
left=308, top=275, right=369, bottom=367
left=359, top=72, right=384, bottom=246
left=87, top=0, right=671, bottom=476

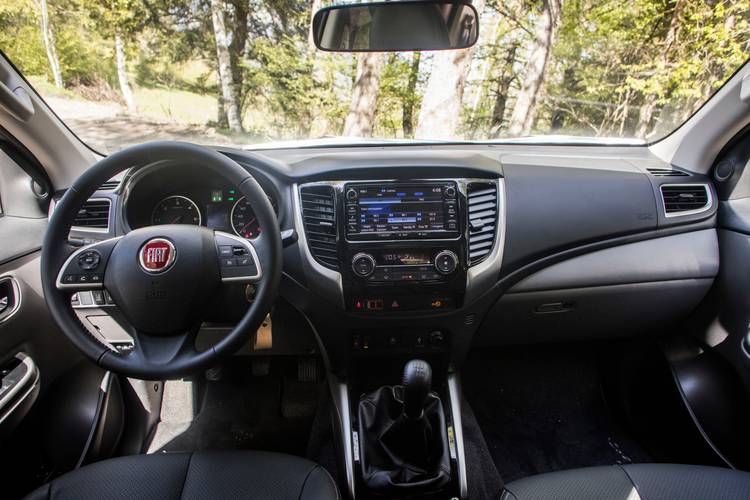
left=415, top=0, right=485, bottom=139
left=343, top=53, right=383, bottom=137
left=210, top=0, right=243, bottom=132
left=85, top=0, right=147, bottom=113
left=35, top=0, right=62, bottom=88
left=507, top=0, right=563, bottom=136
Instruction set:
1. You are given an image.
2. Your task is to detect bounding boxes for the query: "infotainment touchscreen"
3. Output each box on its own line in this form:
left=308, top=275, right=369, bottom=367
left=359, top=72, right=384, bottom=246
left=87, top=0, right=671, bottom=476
left=345, top=182, right=459, bottom=240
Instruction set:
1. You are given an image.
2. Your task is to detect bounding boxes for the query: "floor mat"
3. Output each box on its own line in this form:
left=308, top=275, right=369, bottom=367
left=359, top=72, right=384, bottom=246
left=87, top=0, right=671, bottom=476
left=463, top=344, right=651, bottom=483
left=147, top=358, right=323, bottom=456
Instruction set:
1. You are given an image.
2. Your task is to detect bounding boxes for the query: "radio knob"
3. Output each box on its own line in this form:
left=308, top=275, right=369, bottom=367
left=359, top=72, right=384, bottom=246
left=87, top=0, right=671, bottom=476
left=444, top=186, right=456, bottom=199
left=434, top=250, right=458, bottom=275
left=346, top=188, right=358, bottom=201
left=352, top=253, right=376, bottom=277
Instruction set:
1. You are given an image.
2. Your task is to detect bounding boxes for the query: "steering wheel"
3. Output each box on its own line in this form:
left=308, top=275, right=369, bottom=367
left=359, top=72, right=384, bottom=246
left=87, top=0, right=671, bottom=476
left=41, top=142, right=282, bottom=379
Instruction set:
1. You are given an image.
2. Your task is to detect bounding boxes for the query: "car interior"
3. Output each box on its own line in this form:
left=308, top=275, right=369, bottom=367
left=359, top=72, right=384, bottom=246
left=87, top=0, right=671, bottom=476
left=2, top=1, right=750, bottom=499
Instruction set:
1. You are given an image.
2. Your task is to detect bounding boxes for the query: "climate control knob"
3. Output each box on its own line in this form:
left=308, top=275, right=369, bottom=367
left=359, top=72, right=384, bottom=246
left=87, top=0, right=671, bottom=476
left=434, top=250, right=458, bottom=275
left=352, top=253, right=376, bottom=277
left=346, top=188, right=358, bottom=201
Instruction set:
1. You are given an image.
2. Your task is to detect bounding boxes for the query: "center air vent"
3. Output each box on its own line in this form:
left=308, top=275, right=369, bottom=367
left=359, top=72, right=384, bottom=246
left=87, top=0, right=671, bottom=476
left=660, top=184, right=710, bottom=216
left=647, top=167, right=689, bottom=177
left=467, top=182, right=498, bottom=265
left=73, top=199, right=111, bottom=229
left=300, top=185, right=339, bottom=270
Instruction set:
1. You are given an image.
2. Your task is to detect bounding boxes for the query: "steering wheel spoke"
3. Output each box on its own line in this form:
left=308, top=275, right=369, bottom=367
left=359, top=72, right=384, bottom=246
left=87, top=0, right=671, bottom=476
left=128, top=325, right=201, bottom=368
left=56, top=237, right=122, bottom=291
left=215, top=231, right=263, bottom=283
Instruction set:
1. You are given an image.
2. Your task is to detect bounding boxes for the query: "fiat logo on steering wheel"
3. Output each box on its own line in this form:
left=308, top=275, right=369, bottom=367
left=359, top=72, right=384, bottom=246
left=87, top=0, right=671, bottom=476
left=139, top=238, right=176, bottom=274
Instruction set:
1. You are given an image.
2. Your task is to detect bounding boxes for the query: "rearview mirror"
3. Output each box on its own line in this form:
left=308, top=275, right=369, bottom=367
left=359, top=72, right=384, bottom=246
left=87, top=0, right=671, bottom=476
left=312, top=0, right=480, bottom=52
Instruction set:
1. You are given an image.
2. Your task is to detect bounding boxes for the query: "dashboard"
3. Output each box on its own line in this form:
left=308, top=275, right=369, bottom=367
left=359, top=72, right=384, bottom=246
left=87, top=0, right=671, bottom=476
left=69, top=143, right=719, bottom=374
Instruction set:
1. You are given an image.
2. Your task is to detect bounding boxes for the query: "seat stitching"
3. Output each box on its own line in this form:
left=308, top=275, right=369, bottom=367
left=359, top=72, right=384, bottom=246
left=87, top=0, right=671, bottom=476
left=617, top=464, right=644, bottom=500
left=297, top=464, right=318, bottom=500
left=178, top=452, right=194, bottom=500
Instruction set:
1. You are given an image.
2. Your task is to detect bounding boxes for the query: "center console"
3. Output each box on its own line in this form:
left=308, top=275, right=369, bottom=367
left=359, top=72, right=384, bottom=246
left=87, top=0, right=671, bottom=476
left=295, top=176, right=503, bottom=500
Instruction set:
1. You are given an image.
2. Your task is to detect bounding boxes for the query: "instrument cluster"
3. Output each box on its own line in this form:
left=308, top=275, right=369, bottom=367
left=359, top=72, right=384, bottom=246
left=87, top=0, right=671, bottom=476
left=124, top=165, right=278, bottom=239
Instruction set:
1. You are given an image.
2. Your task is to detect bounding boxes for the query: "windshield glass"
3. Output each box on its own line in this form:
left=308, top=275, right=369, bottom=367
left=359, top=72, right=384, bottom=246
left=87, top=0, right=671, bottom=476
left=1, top=0, right=748, bottom=153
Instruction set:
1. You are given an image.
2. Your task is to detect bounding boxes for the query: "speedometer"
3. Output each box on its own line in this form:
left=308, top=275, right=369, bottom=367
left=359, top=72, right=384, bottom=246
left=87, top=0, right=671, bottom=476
left=230, top=197, right=261, bottom=239
left=151, top=195, right=202, bottom=225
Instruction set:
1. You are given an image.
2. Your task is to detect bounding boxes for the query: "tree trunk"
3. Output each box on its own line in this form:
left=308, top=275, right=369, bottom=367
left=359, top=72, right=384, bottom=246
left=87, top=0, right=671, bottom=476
left=415, top=0, right=485, bottom=139
left=343, top=53, right=383, bottom=137
left=401, top=53, right=421, bottom=138
left=114, top=31, right=137, bottom=113
left=210, top=0, right=243, bottom=133
left=37, top=0, right=62, bottom=88
left=507, top=0, right=563, bottom=137
left=489, top=42, right=519, bottom=137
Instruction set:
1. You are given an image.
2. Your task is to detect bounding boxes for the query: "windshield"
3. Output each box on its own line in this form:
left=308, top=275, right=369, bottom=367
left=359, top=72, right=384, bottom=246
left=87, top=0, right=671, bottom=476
left=1, top=1, right=748, bottom=153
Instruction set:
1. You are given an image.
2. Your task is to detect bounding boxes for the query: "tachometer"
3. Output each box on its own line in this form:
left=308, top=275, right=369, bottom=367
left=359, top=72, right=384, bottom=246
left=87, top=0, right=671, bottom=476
left=230, top=197, right=261, bottom=239
left=151, top=195, right=202, bottom=225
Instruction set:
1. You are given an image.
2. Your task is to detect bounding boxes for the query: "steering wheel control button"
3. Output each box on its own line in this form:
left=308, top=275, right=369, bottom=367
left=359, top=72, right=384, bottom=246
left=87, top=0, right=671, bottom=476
left=215, top=232, right=262, bottom=282
left=434, top=250, right=458, bottom=275
left=352, top=253, right=376, bottom=277
left=139, top=238, right=176, bottom=274
left=77, top=250, right=101, bottom=271
left=62, top=274, right=77, bottom=284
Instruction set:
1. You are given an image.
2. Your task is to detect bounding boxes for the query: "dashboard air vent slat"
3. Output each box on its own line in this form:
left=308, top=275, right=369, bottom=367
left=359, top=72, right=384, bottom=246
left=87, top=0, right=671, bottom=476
left=99, top=180, right=121, bottom=191
left=660, top=184, right=710, bottom=215
left=73, top=199, right=111, bottom=229
left=467, top=182, right=498, bottom=265
left=300, top=185, right=339, bottom=270
left=647, top=167, right=689, bottom=177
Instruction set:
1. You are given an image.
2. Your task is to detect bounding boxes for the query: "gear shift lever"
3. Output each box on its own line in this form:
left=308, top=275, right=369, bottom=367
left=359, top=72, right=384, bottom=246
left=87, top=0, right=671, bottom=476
left=402, top=359, right=432, bottom=419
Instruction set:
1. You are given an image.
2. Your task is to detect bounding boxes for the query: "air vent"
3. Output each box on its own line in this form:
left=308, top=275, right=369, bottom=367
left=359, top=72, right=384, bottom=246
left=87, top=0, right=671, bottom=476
left=73, top=199, right=111, bottom=230
left=467, top=182, right=498, bottom=265
left=300, top=185, right=339, bottom=270
left=98, top=180, right=120, bottom=191
left=660, top=184, right=710, bottom=216
left=647, top=167, right=689, bottom=177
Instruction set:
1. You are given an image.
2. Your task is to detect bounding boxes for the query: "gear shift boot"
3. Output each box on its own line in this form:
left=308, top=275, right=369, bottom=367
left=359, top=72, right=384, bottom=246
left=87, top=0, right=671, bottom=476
left=357, top=360, right=450, bottom=496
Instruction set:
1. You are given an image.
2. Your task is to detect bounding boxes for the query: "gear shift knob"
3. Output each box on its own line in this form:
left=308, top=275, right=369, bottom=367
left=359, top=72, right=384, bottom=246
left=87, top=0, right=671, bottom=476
left=402, top=359, right=432, bottom=419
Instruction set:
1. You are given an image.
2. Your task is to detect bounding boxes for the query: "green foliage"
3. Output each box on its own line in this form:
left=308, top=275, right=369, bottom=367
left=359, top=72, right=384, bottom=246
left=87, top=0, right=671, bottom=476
left=0, top=0, right=748, bottom=146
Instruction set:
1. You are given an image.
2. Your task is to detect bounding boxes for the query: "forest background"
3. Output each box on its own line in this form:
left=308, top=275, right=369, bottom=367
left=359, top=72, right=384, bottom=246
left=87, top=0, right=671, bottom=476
left=1, top=0, right=748, bottom=152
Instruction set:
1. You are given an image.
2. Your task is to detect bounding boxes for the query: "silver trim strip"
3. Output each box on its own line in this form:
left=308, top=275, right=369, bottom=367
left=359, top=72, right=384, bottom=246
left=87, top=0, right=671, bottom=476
left=0, top=276, right=21, bottom=324
left=660, top=183, right=713, bottom=218
left=329, top=375, right=356, bottom=500
left=293, top=182, right=345, bottom=308
left=0, top=353, right=37, bottom=421
left=216, top=231, right=263, bottom=283
left=447, top=372, right=468, bottom=499
left=465, top=178, right=505, bottom=304
left=56, top=237, right=123, bottom=290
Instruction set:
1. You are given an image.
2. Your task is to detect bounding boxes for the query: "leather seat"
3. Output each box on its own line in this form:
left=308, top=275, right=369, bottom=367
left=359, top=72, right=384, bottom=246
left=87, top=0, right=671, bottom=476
left=502, top=463, right=750, bottom=500
left=24, top=450, right=339, bottom=500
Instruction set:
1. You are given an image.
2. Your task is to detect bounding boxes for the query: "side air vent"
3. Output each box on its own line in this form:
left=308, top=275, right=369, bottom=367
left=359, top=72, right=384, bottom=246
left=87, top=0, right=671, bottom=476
left=300, top=185, right=339, bottom=270
left=660, top=184, right=710, bottom=216
left=72, top=199, right=111, bottom=230
left=98, top=180, right=120, bottom=191
left=647, top=167, right=689, bottom=177
left=467, top=182, right=498, bottom=265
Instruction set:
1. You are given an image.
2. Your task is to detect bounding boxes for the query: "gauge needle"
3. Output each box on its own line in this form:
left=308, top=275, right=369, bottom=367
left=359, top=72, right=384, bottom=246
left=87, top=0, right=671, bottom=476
left=171, top=215, right=183, bottom=224
left=240, top=217, right=256, bottom=231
